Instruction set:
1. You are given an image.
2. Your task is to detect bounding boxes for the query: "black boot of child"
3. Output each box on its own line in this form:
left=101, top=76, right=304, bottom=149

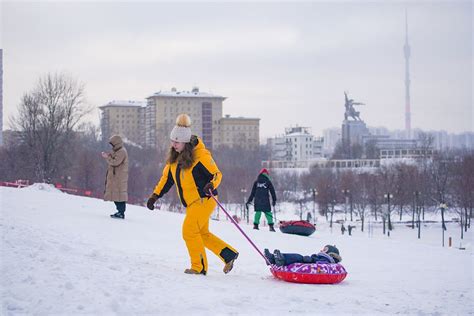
left=273, top=249, right=285, bottom=266
left=264, top=248, right=275, bottom=265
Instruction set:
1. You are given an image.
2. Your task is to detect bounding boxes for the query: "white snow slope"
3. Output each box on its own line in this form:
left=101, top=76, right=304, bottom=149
left=1, top=185, right=473, bottom=315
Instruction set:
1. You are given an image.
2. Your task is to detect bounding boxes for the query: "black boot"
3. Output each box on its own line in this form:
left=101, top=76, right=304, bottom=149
left=264, top=248, right=275, bottom=265
left=269, top=224, right=276, bottom=232
left=274, top=249, right=285, bottom=266
left=253, top=224, right=259, bottom=230
left=220, top=247, right=239, bottom=274
left=110, top=212, right=124, bottom=219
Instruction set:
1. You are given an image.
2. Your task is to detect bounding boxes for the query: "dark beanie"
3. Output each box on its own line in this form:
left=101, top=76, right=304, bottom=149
left=323, top=245, right=342, bottom=263
left=324, top=245, right=340, bottom=255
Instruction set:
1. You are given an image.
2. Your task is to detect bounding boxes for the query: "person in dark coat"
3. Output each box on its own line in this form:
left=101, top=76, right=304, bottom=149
left=264, top=245, right=342, bottom=266
left=246, top=168, right=277, bottom=231
left=348, top=225, right=355, bottom=236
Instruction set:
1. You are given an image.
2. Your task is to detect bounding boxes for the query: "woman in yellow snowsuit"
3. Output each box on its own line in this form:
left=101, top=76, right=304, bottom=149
left=147, top=114, right=238, bottom=275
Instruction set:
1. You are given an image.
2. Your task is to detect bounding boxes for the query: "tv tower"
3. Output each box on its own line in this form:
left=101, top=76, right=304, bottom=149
left=404, top=10, right=411, bottom=139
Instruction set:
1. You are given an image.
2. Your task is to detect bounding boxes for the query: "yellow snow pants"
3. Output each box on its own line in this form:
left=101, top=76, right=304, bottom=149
left=182, top=197, right=237, bottom=273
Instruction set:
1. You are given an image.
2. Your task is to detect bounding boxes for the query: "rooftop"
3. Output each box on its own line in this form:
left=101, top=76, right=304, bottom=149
left=99, top=100, right=146, bottom=108
left=147, top=87, right=225, bottom=99
left=221, top=115, right=260, bottom=121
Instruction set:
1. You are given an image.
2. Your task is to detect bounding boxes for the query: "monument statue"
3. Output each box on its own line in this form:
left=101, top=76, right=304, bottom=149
left=344, top=92, right=364, bottom=121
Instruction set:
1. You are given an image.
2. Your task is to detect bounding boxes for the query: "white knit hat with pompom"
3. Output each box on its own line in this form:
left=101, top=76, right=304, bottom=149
left=170, top=114, right=192, bottom=143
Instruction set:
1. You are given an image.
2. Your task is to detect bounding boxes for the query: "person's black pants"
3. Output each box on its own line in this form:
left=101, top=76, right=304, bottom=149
left=114, top=201, right=126, bottom=214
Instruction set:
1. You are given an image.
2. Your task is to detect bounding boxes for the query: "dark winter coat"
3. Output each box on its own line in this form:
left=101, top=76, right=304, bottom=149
left=282, top=252, right=337, bottom=266
left=246, top=173, right=277, bottom=212
left=104, top=135, right=128, bottom=202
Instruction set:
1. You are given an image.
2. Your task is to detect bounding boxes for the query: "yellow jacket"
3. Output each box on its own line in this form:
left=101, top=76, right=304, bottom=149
left=153, top=137, right=222, bottom=207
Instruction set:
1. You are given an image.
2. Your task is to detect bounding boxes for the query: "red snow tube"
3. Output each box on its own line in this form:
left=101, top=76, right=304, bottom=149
left=270, top=262, right=347, bottom=284
left=279, top=220, right=316, bottom=236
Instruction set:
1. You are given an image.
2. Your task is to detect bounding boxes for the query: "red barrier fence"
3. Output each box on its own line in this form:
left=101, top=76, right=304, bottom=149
left=0, top=180, right=30, bottom=188
left=0, top=180, right=146, bottom=206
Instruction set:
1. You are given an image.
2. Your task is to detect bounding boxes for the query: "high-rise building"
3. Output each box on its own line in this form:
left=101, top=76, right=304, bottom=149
left=145, top=87, right=224, bottom=149
left=322, top=127, right=341, bottom=156
left=0, top=49, right=3, bottom=146
left=100, top=87, right=260, bottom=150
left=99, top=100, right=146, bottom=145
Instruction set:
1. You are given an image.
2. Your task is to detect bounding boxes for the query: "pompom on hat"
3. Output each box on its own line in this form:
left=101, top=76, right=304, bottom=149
left=170, top=114, right=192, bottom=143
left=259, top=168, right=269, bottom=175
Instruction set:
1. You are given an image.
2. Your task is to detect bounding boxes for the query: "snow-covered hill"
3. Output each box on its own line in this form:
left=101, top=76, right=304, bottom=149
left=1, top=185, right=472, bottom=315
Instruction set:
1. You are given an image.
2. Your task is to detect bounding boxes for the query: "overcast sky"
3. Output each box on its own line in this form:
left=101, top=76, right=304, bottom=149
left=1, top=1, right=472, bottom=139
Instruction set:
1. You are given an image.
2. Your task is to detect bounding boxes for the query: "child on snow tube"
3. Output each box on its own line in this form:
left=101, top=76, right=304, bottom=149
left=264, top=245, right=342, bottom=266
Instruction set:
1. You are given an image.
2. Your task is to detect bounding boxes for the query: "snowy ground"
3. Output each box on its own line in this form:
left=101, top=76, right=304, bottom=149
left=1, top=184, right=473, bottom=315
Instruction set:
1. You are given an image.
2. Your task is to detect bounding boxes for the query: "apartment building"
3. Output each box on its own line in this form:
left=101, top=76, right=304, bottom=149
left=145, top=87, right=224, bottom=149
left=100, top=87, right=260, bottom=150
left=217, top=115, right=260, bottom=149
left=99, top=100, right=146, bottom=146
left=266, top=126, right=324, bottom=164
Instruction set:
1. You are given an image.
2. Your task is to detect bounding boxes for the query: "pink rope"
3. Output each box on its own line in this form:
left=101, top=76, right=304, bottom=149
left=210, top=192, right=271, bottom=265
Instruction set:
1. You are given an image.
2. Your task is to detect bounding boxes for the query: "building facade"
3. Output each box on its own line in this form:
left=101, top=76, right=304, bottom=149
left=99, top=100, right=146, bottom=146
left=145, top=87, right=224, bottom=149
left=265, top=126, right=324, bottom=167
left=217, top=115, right=259, bottom=149
left=322, top=127, right=341, bottom=156
left=100, top=87, right=260, bottom=150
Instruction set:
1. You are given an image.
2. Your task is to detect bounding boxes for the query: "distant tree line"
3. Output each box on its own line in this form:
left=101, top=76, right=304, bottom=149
left=1, top=73, right=472, bottom=240
left=292, top=150, right=473, bottom=239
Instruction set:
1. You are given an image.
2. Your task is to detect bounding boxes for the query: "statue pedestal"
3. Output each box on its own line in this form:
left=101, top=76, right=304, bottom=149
left=342, top=119, right=369, bottom=147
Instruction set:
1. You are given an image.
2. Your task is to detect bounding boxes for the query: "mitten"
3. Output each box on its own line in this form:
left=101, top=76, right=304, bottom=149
left=147, top=193, right=159, bottom=210
left=203, top=183, right=214, bottom=196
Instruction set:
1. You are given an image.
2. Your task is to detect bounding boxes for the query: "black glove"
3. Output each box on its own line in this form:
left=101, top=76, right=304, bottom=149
left=203, top=183, right=214, bottom=196
left=245, top=202, right=250, bottom=210
left=147, top=193, right=159, bottom=210
left=272, top=200, right=276, bottom=207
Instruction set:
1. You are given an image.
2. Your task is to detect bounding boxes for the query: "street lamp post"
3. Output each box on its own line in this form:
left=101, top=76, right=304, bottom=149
left=240, top=188, right=247, bottom=223
left=342, top=189, right=350, bottom=222
left=414, top=191, right=421, bottom=239
left=312, top=188, right=317, bottom=224
left=384, top=193, right=394, bottom=235
left=440, top=202, right=448, bottom=247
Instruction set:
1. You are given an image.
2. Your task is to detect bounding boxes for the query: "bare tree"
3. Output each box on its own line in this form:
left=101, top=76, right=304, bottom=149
left=314, top=169, right=338, bottom=226
left=353, top=172, right=371, bottom=232
left=393, top=163, right=415, bottom=221
left=452, top=151, right=474, bottom=238
left=378, top=165, right=397, bottom=233
left=214, top=145, right=264, bottom=203
left=367, top=172, right=381, bottom=221
left=417, top=131, right=435, bottom=157
left=428, top=152, right=454, bottom=232
left=339, top=170, right=356, bottom=221
left=11, top=73, right=90, bottom=182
